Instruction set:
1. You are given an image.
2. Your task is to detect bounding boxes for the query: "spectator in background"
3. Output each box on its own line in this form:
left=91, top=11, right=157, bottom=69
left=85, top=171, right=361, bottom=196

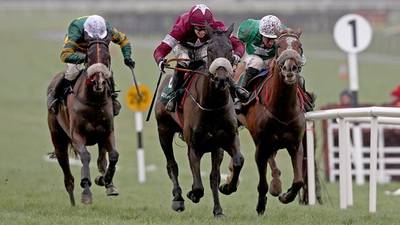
left=390, top=85, right=400, bottom=107
left=339, top=89, right=352, bottom=106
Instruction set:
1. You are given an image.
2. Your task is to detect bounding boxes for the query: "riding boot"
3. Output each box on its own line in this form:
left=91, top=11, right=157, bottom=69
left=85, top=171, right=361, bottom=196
left=299, top=75, right=316, bottom=112
left=47, top=77, right=73, bottom=114
left=108, top=77, right=121, bottom=116
left=234, top=67, right=259, bottom=113
left=165, top=64, right=185, bottom=112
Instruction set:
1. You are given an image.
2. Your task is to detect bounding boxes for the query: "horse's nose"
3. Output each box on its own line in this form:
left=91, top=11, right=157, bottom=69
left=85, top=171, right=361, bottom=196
left=291, top=64, right=298, bottom=72
left=215, top=76, right=227, bottom=89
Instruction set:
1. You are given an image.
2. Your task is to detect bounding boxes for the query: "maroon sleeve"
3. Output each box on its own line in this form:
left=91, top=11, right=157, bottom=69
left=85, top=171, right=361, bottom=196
left=230, top=35, right=245, bottom=57
left=153, top=42, right=172, bottom=64
left=153, top=12, right=191, bottom=64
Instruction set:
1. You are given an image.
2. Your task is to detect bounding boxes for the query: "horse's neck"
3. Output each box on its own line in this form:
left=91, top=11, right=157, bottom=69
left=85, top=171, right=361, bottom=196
left=266, top=67, right=299, bottom=116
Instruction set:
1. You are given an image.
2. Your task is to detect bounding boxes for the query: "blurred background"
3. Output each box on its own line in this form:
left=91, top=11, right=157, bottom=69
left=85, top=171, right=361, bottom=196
left=0, top=1, right=399, bottom=224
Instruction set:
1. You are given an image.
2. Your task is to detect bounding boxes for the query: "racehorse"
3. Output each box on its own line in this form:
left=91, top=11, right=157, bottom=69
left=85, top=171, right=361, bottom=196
left=154, top=24, right=244, bottom=218
left=237, top=28, right=306, bottom=215
left=47, top=33, right=119, bottom=205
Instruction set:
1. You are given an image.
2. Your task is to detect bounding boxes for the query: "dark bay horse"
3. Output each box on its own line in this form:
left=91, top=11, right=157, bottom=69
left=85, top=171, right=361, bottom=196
left=47, top=33, right=119, bottom=205
left=237, top=29, right=306, bottom=215
left=155, top=24, right=244, bottom=218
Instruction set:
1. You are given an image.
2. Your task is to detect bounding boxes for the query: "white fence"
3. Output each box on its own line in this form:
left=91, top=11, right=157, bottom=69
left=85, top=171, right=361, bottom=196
left=326, top=119, right=400, bottom=184
left=305, top=106, right=400, bottom=213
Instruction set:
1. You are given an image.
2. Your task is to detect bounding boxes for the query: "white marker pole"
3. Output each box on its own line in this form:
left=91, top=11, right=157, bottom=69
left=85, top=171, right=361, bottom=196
left=135, top=111, right=146, bottom=183
left=334, top=14, right=372, bottom=106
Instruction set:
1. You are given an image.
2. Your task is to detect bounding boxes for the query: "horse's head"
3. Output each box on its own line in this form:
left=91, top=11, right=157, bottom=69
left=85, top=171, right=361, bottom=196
left=84, top=32, right=112, bottom=93
left=205, top=24, right=235, bottom=90
left=275, top=28, right=303, bottom=85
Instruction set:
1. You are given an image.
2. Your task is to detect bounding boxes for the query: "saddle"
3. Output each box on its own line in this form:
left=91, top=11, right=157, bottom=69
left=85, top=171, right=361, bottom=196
left=238, top=70, right=315, bottom=113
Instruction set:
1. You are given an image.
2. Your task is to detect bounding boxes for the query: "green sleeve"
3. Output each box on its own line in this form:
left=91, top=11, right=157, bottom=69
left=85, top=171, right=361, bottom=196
left=108, top=22, right=132, bottom=59
left=60, top=20, right=85, bottom=63
left=238, top=19, right=259, bottom=44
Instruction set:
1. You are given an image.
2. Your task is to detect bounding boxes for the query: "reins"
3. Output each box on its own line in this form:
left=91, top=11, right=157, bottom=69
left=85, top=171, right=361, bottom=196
left=165, top=58, right=230, bottom=112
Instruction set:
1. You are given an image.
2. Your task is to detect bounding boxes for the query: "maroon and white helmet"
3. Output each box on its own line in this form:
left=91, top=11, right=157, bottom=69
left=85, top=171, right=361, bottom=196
left=259, top=15, right=281, bottom=38
left=189, top=4, right=214, bottom=27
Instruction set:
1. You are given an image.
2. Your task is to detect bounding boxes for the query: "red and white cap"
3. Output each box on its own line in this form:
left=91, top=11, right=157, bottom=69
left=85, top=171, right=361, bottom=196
left=189, top=4, right=214, bottom=27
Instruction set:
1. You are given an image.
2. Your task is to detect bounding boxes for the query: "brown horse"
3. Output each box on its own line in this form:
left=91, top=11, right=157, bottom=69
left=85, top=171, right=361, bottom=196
left=47, top=33, right=119, bottom=205
left=237, top=28, right=306, bottom=215
left=154, top=24, right=244, bottom=218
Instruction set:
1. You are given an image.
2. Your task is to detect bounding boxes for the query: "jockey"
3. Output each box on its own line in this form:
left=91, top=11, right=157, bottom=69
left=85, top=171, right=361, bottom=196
left=237, top=15, right=313, bottom=111
left=48, top=15, right=135, bottom=116
left=153, top=4, right=247, bottom=112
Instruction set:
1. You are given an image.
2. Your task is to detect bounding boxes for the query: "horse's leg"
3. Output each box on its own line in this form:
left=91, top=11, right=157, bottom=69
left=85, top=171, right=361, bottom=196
left=255, top=144, right=270, bottom=215
left=279, top=143, right=304, bottom=204
left=94, top=145, right=107, bottom=187
left=49, top=116, right=75, bottom=206
left=210, top=148, right=224, bottom=218
left=268, top=152, right=282, bottom=197
left=101, top=133, right=119, bottom=196
left=71, top=133, right=92, bottom=204
left=158, top=123, right=184, bottom=212
left=187, top=148, right=204, bottom=204
left=219, top=135, right=244, bottom=195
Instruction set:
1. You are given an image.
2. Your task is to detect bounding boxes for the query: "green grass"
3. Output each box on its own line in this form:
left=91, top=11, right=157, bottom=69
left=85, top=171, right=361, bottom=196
left=0, top=11, right=400, bottom=225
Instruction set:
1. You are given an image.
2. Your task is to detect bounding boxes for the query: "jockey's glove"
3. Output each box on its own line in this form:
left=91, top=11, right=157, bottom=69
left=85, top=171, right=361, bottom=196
left=232, top=54, right=241, bottom=66
left=124, top=58, right=135, bottom=69
left=158, top=58, right=168, bottom=73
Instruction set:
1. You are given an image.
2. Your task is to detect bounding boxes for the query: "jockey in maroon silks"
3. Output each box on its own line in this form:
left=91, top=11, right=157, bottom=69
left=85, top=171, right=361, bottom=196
left=153, top=4, right=247, bottom=112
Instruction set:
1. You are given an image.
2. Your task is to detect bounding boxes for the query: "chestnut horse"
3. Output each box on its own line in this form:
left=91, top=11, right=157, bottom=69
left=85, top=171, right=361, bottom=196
left=154, top=24, right=244, bottom=218
left=47, top=33, right=118, bottom=205
left=237, top=29, right=306, bottom=215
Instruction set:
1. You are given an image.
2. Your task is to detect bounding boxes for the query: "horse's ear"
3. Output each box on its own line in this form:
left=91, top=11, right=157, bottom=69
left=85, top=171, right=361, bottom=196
left=205, top=23, right=214, bottom=37
left=225, top=23, right=234, bottom=37
left=295, top=28, right=302, bottom=38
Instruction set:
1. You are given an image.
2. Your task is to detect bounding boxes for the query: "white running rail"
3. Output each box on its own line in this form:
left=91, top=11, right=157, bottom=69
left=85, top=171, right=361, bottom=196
left=305, top=106, right=400, bottom=213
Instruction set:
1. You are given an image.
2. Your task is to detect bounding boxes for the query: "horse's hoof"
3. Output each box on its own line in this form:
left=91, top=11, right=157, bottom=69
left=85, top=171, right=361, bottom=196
left=256, top=196, right=267, bottom=215
left=81, top=189, right=92, bottom=204
left=269, top=178, right=282, bottom=197
left=95, top=176, right=105, bottom=186
left=68, top=192, right=75, bottom=206
left=187, top=190, right=203, bottom=203
left=219, top=183, right=237, bottom=195
left=172, top=200, right=185, bottom=212
left=106, top=184, right=119, bottom=196
left=279, top=192, right=296, bottom=204
left=213, top=212, right=225, bottom=219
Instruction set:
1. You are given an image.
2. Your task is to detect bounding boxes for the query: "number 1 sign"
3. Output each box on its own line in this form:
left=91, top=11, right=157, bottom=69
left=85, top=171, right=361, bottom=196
left=333, top=14, right=373, bottom=105
left=334, top=14, right=372, bottom=54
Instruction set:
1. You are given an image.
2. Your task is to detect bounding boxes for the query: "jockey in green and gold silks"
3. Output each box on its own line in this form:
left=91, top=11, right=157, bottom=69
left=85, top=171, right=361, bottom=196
left=48, top=15, right=135, bottom=116
left=60, top=15, right=132, bottom=64
left=235, top=15, right=314, bottom=112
